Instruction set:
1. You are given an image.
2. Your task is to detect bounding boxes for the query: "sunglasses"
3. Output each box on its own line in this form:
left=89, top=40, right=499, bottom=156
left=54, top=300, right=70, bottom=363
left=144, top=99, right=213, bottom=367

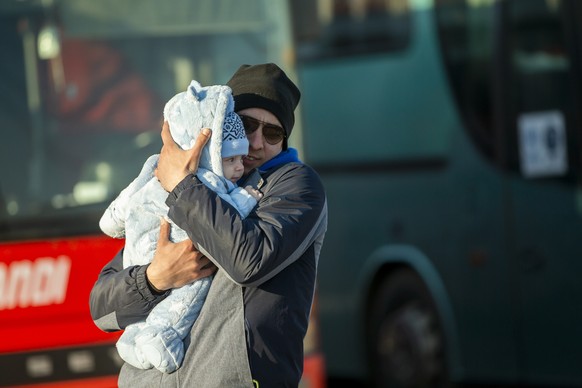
left=239, top=115, right=286, bottom=145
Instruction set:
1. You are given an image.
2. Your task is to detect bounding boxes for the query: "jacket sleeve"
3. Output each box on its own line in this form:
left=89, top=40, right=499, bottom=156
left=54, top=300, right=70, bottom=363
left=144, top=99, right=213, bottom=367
left=166, top=163, right=327, bottom=287
left=89, top=248, right=170, bottom=332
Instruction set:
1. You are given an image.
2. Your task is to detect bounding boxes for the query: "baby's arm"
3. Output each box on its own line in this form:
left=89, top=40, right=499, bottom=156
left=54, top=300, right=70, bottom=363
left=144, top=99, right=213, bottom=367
left=99, top=154, right=159, bottom=238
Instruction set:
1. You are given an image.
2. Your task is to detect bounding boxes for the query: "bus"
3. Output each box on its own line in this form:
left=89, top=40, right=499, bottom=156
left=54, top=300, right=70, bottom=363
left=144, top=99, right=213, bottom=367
left=291, top=0, right=582, bottom=386
left=0, top=1, right=325, bottom=387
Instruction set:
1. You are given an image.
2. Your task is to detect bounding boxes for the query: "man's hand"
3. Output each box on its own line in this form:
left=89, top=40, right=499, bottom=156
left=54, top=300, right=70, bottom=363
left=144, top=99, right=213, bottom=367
left=146, top=219, right=217, bottom=291
left=245, top=185, right=263, bottom=201
left=155, top=121, right=212, bottom=192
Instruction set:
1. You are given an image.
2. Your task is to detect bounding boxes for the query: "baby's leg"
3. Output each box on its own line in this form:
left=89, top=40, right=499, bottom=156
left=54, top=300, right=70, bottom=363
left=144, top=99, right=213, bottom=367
left=134, top=277, right=213, bottom=373
left=115, top=321, right=153, bottom=370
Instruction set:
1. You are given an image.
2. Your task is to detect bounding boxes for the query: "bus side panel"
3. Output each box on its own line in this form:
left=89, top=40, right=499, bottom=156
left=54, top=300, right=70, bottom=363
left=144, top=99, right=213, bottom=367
left=298, top=3, right=520, bottom=384
left=0, top=236, right=123, bottom=353
left=0, top=236, right=124, bottom=386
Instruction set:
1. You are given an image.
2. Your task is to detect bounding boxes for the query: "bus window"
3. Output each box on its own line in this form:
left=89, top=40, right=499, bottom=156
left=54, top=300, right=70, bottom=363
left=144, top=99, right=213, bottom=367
left=436, top=0, right=580, bottom=180
left=293, top=0, right=411, bottom=61
left=0, top=17, right=165, bottom=241
left=0, top=0, right=291, bottom=241
left=436, top=0, right=496, bottom=161
left=506, top=0, right=579, bottom=180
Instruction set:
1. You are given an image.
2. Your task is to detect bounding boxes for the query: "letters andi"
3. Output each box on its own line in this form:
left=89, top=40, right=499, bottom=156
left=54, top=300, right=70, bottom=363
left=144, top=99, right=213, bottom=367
left=0, top=256, right=71, bottom=310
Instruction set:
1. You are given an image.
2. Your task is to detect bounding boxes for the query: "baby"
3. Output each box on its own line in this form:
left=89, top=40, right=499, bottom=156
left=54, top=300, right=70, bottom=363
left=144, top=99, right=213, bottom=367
left=99, top=80, right=260, bottom=373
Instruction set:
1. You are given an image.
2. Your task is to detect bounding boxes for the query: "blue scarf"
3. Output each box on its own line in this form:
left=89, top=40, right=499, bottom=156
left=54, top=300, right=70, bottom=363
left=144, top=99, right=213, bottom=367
left=258, top=147, right=301, bottom=173
left=238, top=148, right=301, bottom=186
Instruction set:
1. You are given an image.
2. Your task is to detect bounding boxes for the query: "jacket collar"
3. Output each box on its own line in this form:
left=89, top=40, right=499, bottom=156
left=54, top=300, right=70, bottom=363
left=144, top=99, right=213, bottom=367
left=259, top=147, right=301, bottom=173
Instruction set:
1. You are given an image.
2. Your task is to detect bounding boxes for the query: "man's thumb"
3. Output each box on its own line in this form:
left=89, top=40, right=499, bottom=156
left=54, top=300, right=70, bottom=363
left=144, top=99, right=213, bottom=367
left=158, top=218, right=170, bottom=242
left=187, top=128, right=212, bottom=171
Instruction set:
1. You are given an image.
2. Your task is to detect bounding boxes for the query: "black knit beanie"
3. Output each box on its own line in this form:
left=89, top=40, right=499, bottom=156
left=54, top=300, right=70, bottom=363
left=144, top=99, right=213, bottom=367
left=226, top=63, right=301, bottom=145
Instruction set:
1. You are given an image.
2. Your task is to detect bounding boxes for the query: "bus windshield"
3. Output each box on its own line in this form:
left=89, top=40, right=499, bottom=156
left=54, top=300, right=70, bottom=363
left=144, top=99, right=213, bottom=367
left=0, top=0, right=295, bottom=241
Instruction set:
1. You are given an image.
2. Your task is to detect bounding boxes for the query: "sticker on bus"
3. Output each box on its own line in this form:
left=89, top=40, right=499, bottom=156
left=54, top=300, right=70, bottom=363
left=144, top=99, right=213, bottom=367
left=518, top=110, right=568, bottom=178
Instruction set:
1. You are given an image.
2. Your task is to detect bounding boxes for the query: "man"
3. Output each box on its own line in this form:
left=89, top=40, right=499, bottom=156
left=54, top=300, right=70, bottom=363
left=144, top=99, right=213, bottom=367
left=90, top=63, right=328, bottom=387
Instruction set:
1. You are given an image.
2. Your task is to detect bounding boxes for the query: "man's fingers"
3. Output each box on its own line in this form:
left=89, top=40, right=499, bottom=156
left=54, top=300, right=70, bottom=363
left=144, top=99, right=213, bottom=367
left=197, top=256, right=211, bottom=266
left=187, top=128, right=211, bottom=171
left=199, top=263, right=218, bottom=278
left=161, top=121, right=177, bottom=148
left=158, top=218, right=171, bottom=242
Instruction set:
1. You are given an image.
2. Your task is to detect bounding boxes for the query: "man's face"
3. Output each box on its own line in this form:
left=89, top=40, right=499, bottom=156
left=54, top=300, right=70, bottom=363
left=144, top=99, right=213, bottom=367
left=237, top=108, right=285, bottom=175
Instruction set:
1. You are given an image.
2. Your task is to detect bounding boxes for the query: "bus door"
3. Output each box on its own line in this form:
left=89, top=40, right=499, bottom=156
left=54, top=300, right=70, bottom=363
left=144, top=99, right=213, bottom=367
left=497, top=0, right=582, bottom=384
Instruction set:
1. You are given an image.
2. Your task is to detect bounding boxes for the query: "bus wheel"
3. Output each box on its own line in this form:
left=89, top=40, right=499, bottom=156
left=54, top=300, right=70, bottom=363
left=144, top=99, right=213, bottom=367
left=367, top=269, right=448, bottom=388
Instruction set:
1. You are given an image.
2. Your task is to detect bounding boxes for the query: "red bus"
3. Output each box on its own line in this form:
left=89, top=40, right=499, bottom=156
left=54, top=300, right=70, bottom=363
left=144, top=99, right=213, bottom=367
left=0, top=1, right=324, bottom=386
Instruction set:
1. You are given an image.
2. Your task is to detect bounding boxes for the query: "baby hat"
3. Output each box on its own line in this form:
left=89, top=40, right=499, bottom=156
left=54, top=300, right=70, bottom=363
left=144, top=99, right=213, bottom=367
left=221, top=112, right=248, bottom=158
left=163, top=80, right=236, bottom=176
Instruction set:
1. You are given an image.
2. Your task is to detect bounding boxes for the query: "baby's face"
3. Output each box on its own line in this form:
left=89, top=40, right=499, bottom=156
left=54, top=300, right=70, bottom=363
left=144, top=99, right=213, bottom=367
left=222, top=155, right=246, bottom=183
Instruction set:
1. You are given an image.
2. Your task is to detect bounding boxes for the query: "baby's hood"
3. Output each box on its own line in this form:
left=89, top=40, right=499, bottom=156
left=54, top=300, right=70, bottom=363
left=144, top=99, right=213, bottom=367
left=163, top=80, right=235, bottom=177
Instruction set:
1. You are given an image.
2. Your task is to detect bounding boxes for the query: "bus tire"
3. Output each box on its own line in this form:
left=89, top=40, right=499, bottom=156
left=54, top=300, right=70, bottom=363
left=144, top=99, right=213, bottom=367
left=367, top=268, right=449, bottom=388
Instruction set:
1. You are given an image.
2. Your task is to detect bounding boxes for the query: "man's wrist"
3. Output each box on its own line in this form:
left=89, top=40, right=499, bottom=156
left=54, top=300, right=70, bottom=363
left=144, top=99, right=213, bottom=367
left=146, top=278, right=165, bottom=294
left=145, top=265, right=167, bottom=295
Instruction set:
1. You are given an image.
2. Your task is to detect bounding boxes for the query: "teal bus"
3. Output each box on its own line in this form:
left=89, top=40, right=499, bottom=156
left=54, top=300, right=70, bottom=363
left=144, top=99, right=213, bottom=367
left=292, top=0, right=582, bottom=386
